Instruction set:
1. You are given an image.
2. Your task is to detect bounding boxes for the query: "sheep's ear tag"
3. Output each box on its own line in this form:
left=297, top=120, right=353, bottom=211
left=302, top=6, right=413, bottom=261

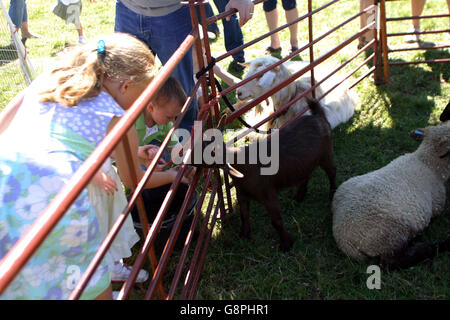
left=226, top=163, right=244, bottom=178
left=410, top=129, right=424, bottom=141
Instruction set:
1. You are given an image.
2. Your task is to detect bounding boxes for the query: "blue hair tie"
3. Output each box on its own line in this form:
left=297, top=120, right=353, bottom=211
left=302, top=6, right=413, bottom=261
left=97, top=40, right=106, bottom=62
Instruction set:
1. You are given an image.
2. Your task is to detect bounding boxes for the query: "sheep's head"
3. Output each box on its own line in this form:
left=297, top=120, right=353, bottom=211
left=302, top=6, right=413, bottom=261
left=236, top=56, right=285, bottom=101
left=412, top=121, right=450, bottom=160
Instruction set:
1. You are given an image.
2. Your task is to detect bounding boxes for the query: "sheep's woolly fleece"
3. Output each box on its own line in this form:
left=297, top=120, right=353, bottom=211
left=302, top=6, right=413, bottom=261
left=332, top=121, right=450, bottom=260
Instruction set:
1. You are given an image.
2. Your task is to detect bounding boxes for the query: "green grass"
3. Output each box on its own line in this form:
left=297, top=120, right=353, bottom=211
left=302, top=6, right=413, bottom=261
left=1, top=0, right=449, bottom=300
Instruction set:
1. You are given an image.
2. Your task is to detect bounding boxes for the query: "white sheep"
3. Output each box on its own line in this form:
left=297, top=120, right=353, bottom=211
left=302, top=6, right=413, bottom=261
left=236, top=56, right=358, bottom=129
left=332, top=121, right=450, bottom=266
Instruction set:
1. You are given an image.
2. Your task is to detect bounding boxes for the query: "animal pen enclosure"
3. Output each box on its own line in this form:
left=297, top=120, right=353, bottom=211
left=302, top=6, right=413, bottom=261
left=0, top=0, right=448, bottom=300
left=0, top=0, right=35, bottom=107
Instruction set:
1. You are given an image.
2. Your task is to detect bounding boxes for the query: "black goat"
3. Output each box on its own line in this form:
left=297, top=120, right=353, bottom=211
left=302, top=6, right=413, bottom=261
left=192, top=99, right=336, bottom=251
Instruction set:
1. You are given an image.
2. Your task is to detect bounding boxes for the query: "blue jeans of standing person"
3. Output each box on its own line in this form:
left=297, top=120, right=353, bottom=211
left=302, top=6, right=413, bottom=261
left=8, top=0, right=27, bottom=29
left=263, top=0, right=297, bottom=12
left=212, top=0, right=245, bottom=62
left=197, top=2, right=220, bottom=35
left=114, top=1, right=198, bottom=133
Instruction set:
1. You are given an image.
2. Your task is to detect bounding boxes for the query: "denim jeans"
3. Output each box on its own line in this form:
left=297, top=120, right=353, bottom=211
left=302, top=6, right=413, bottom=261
left=263, top=0, right=297, bottom=12
left=212, top=0, right=245, bottom=62
left=8, top=0, right=27, bottom=29
left=115, top=1, right=198, bottom=132
left=196, top=3, right=220, bottom=35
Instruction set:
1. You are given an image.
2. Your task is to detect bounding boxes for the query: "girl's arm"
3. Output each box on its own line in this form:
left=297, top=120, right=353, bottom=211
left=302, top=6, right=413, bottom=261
left=90, top=170, right=118, bottom=196
left=0, top=89, right=26, bottom=135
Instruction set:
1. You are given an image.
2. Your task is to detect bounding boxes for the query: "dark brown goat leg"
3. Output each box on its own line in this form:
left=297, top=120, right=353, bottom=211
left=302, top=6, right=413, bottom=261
left=320, top=155, right=337, bottom=201
left=295, top=176, right=310, bottom=202
left=262, top=191, right=294, bottom=251
left=236, top=190, right=251, bottom=238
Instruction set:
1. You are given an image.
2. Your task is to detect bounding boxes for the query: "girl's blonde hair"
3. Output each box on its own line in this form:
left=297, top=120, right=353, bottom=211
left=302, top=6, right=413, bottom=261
left=39, top=33, right=156, bottom=107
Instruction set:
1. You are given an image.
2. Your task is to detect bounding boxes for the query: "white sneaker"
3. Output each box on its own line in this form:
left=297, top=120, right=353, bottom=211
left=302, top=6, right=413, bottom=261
left=404, top=26, right=420, bottom=43
left=111, top=260, right=149, bottom=283
left=78, top=35, right=87, bottom=44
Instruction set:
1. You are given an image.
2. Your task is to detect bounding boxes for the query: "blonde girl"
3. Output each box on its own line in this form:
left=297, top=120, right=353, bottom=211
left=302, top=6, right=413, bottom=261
left=0, top=33, right=188, bottom=300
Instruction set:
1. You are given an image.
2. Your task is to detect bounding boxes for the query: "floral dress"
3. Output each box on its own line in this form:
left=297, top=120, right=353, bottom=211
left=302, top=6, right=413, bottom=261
left=0, top=87, right=127, bottom=300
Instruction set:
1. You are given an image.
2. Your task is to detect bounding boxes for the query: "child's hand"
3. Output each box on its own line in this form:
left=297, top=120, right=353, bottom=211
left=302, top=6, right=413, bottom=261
left=138, top=145, right=168, bottom=170
left=167, top=166, right=192, bottom=184
left=138, top=144, right=159, bottom=166
left=171, top=165, right=196, bottom=184
left=91, top=171, right=118, bottom=196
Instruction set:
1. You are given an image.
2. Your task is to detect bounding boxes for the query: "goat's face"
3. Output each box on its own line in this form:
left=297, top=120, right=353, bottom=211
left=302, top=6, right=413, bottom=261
left=186, top=115, right=245, bottom=178
left=236, top=56, right=287, bottom=101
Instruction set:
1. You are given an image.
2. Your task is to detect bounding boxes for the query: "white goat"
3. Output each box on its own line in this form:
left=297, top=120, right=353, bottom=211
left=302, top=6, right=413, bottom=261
left=236, top=56, right=358, bottom=129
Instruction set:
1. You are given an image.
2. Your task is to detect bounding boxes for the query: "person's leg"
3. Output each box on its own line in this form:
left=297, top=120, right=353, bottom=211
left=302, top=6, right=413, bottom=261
left=282, top=0, right=299, bottom=50
left=114, top=1, right=150, bottom=47
left=447, top=0, right=450, bottom=21
left=263, top=0, right=281, bottom=50
left=411, top=0, right=426, bottom=30
left=8, top=0, right=25, bottom=30
left=265, top=9, right=281, bottom=49
left=18, top=2, right=40, bottom=39
left=404, top=0, right=426, bottom=42
left=198, top=2, right=220, bottom=36
left=146, top=6, right=198, bottom=132
left=115, top=2, right=197, bottom=132
left=77, top=23, right=87, bottom=43
left=213, top=0, right=245, bottom=62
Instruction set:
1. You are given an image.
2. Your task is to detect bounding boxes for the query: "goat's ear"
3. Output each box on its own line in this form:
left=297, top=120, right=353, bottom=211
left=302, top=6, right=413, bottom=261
left=239, top=61, right=250, bottom=67
left=257, top=71, right=276, bottom=88
left=224, top=163, right=244, bottom=178
left=217, top=114, right=227, bottom=132
left=438, top=135, right=450, bottom=158
left=440, top=101, right=450, bottom=122
left=438, top=135, right=450, bottom=146
left=410, top=128, right=425, bottom=141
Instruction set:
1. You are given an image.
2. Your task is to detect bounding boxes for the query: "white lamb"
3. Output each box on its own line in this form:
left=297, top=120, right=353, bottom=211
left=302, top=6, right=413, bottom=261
left=236, top=56, right=357, bottom=129
left=332, top=121, right=450, bottom=268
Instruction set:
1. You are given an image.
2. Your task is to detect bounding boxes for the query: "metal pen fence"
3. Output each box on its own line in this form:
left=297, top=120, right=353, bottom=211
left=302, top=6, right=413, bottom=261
left=0, top=0, right=35, bottom=106
left=379, top=0, right=450, bottom=82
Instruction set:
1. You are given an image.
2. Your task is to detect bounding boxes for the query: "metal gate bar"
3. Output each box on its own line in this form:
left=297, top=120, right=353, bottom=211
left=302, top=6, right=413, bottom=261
left=379, top=0, right=450, bottom=82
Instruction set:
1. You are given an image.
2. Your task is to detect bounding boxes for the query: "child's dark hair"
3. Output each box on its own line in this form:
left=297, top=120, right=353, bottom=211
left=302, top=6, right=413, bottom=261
left=153, top=76, right=187, bottom=108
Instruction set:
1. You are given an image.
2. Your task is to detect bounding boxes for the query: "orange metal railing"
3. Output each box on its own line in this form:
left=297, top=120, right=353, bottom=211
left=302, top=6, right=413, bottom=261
left=379, top=0, right=450, bottom=82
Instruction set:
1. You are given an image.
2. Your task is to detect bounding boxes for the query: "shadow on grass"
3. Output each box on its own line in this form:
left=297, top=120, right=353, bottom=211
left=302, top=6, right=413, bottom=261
left=194, top=51, right=450, bottom=299
left=423, top=49, right=450, bottom=82
left=374, top=54, right=447, bottom=129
